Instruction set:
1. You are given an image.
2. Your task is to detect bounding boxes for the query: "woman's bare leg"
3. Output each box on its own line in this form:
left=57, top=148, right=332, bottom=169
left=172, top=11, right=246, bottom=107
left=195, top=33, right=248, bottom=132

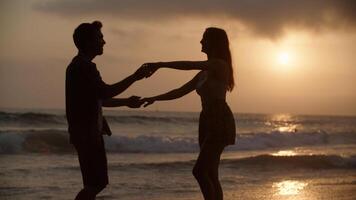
left=193, top=142, right=225, bottom=200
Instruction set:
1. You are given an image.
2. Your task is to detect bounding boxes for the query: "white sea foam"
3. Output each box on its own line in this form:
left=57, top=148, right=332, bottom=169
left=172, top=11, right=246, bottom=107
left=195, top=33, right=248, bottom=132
left=0, top=128, right=355, bottom=154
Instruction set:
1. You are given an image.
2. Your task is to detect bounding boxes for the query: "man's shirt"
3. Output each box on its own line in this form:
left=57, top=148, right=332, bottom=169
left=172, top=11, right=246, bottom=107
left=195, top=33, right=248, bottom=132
left=65, top=54, right=112, bottom=144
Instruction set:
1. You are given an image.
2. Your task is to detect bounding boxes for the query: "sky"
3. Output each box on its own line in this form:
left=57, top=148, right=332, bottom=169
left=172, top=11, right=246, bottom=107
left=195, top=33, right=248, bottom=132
left=0, top=0, right=356, bottom=116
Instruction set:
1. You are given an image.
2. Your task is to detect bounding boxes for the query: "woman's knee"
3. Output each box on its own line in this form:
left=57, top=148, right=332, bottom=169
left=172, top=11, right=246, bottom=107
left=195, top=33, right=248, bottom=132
left=94, top=184, right=107, bottom=194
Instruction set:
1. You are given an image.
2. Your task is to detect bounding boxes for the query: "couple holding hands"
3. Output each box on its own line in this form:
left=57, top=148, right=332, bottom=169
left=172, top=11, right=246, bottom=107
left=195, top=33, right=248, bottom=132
left=65, top=21, right=236, bottom=200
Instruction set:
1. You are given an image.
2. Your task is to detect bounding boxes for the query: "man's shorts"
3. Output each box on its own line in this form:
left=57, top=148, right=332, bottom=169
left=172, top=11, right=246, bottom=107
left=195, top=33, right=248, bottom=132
left=73, top=137, right=108, bottom=188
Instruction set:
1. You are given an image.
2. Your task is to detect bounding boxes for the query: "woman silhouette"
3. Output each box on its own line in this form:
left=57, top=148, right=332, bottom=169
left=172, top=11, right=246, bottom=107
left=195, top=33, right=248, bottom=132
left=142, top=27, right=236, bottom=200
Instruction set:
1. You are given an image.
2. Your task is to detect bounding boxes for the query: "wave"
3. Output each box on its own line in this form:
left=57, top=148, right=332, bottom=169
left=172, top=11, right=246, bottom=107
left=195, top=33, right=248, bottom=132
left=0, top=129, right=73, bottom=153
left=2, top=111, right=355, bottom=129
left=104, top=131, right=356, bottom=153
left=105, top=115, right=198, bottom=125
left=0, top=129, right=198, bottom=154
left=0, top=129, right=355, bottom=154
left=223, top=154, right=356, bottom=169
left=59, top=154, right=356, bottom=171
left=234, top=131, right=356, bottom=150
left=0, top=111, right=66, bottom=126
left=0, top=111, right=198, bottom=126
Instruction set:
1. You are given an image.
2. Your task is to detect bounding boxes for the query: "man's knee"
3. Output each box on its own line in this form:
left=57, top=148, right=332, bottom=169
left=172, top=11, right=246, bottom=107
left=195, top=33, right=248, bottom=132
left=85, top=184, right=107, bottom=195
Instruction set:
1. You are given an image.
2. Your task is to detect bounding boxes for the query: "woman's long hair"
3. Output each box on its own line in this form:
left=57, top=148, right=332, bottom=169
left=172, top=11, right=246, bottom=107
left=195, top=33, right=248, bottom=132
left=205, top=27, right=235, bottom=91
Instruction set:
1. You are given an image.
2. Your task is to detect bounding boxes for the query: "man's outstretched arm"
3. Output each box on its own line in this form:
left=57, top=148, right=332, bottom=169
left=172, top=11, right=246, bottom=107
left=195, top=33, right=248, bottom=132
left=101, top=66, right=152, bottom=98
left=102, top=96, right=143, bottom=108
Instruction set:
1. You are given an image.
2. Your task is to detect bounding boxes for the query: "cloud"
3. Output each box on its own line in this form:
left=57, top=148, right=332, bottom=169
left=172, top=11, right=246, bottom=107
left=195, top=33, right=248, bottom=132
left=35, top=0, right=356, bottom=38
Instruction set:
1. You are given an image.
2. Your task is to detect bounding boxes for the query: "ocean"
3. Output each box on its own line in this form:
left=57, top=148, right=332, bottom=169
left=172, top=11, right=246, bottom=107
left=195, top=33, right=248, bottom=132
left=0, top=109, right=355, bottom=200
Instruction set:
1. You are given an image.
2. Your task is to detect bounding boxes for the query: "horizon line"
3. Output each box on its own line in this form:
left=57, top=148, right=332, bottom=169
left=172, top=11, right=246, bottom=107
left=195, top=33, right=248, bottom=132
left=0, top=107, right=355, bottom=118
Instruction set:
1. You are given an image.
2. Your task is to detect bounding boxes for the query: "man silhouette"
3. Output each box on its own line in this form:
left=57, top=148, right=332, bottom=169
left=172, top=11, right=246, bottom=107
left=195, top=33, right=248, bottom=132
left=65, top=21, right=149, bottom=200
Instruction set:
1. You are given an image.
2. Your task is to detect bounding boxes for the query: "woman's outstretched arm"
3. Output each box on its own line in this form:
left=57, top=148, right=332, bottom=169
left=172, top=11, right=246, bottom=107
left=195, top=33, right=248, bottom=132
left=141, top=72, right=202, bottom=107
left=144, top=61, right=209, bottom=72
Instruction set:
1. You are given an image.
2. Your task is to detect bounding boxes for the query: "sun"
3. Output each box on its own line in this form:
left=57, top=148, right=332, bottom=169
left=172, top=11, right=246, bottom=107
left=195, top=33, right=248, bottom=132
left=277, top=52, right=290, bottom=65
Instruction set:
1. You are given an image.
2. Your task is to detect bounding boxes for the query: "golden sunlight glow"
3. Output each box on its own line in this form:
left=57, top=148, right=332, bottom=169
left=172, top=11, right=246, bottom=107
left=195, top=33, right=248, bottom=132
left=272, top=150, right=297, bottom=156
left=274, top=180, right=308, bottom=196
left=278, top=52, right=290, bottom=65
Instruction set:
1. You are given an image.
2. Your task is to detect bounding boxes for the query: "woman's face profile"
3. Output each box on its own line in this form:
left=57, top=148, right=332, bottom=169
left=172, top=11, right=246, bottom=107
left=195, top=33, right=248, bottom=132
left=200, top=32, right=209, bottom=54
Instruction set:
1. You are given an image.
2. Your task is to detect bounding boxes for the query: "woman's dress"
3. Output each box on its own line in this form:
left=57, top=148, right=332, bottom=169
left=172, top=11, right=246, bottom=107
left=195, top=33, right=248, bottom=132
left=196, top=69, right=236, bottom=147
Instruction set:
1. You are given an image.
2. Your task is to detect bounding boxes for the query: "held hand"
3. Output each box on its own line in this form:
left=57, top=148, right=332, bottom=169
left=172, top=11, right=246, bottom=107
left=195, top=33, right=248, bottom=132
left=133, top=66, right=149, bottom=81
left=133, top=63, right=158, bottom=80
left=127, top=96, right=143, bottom=108
left=140, top=63, right=159, bottom=78
left=140, top=97, right=156, bottom=107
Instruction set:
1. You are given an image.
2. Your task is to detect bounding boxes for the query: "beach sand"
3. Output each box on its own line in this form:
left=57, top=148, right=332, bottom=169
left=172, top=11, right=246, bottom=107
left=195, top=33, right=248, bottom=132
left=1, top=152, right=356, bottom=200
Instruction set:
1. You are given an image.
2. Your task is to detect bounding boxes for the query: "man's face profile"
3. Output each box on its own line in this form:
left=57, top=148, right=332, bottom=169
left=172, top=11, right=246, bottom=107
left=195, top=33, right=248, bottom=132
left=86, top=30, right=105, bottom=55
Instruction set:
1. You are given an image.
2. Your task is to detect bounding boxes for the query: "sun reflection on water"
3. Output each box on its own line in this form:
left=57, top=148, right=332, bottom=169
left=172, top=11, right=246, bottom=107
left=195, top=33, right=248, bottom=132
left=272, top=150, right=297, bottom=156
left=271, top=114, right=292, bottom=122
left=277, top=125, right=298, bottom=132
left=274, top=180, right=308, bottom=196
left=268, top=114, right=299, bottom=133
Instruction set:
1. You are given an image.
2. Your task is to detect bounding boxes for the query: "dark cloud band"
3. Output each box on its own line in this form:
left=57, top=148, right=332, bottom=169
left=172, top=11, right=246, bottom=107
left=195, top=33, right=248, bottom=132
left=35, top=0, right=356, bottom=38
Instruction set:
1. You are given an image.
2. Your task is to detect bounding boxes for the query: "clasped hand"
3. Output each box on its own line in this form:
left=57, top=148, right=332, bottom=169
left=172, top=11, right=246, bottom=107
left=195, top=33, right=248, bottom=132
left=133, top=63, right=159, bottom=80
left=129, top=63, right=159, bottom=108
left=127, top=96, right=155, bottom=108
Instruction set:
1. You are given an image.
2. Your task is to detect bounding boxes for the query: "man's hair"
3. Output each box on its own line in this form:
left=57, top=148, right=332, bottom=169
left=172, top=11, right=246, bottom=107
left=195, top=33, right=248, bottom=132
left=73, top=21, right=102, bottom=50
